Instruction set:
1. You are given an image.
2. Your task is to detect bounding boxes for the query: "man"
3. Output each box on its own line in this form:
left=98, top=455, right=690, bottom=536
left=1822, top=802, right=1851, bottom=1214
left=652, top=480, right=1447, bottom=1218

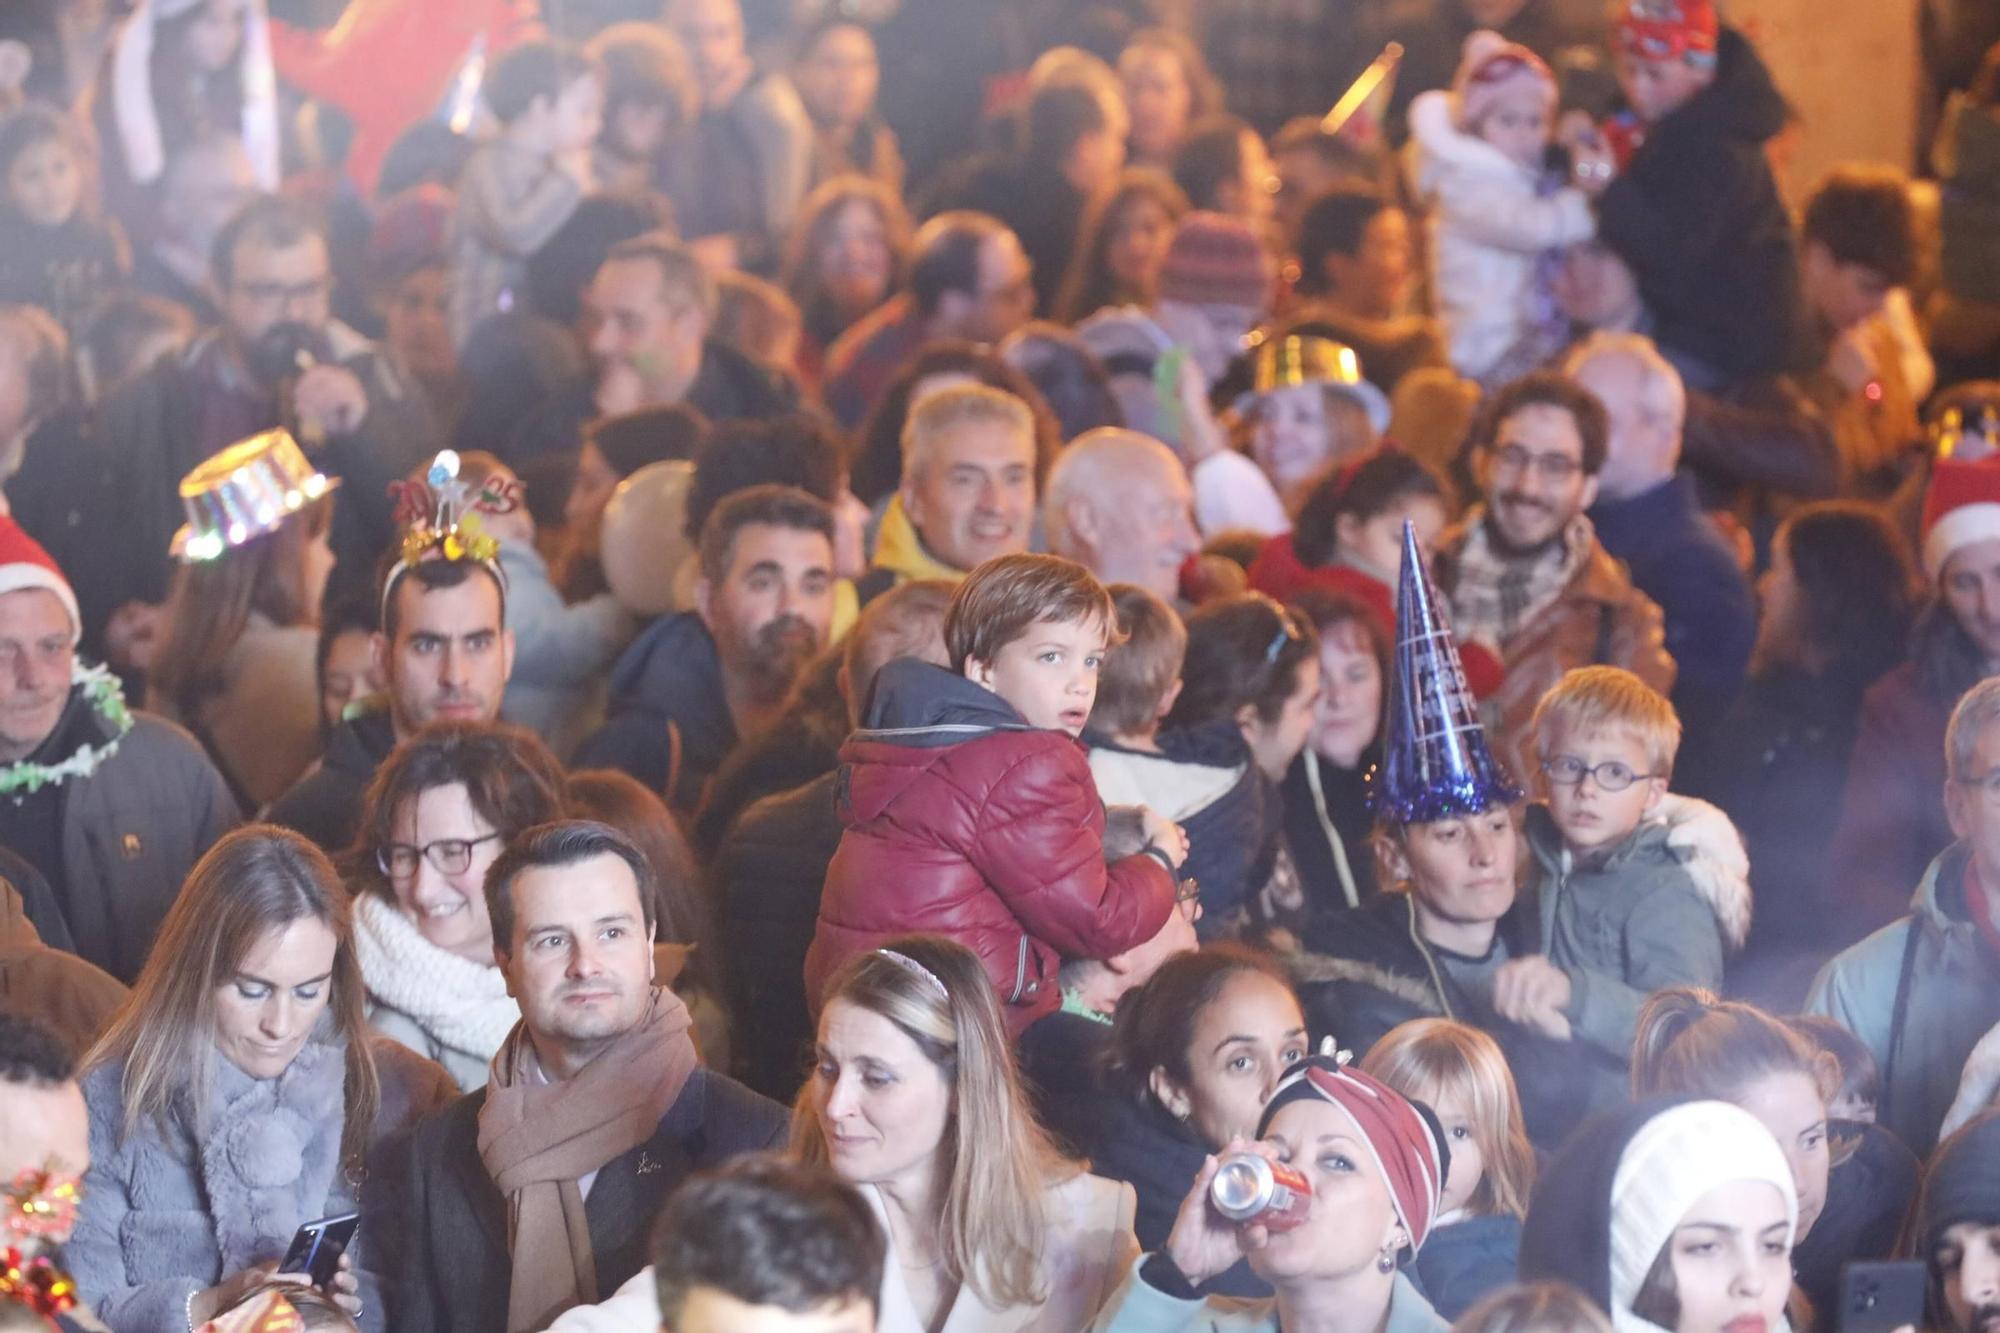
left=860, top=383, right=1035, bottom=602
left=1271, top=116, right=1383, bottom=246
left=1043, top=429, right=1199, bottom=605
left=267, top=544, right=515, bottom=852
left=0, top=1014, right=100, bottom=1330
left=1808, top=677, right=2000, bottom=1157
left=1433, top=370, right=1674, bottom=783
left=712, top=579, right=952, bottom=1101
left=821, top=211, right=1034, bottom=428
left=1570, top=333, right=1754, bottom=755
left=1911, top=1109, right=2000, bottom=1333
left=0, top=519, right=234, bottom=983
left=1170, top=116, right=1278, bottom=230
left=396, top=820, right=786, bottom=1333
left=1290, top=184, right=1448, bottom=394
left=1797, top=165, right=1926, bottom=492
left=586, top=231, right=799, bottom=425
left=127, top=136, right=259, bottom=329
left=652, top=1157, right=884, bottom=1333
left=85, top=193, right=437, bottom=647
left=663, top=0, right=813, bottom=272
left=575, top=485, right=835, bottom=812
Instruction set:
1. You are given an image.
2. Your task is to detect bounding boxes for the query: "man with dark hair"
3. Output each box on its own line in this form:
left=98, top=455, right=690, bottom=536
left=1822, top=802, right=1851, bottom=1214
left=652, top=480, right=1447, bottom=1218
left=1171, top=115, right=1277, bottom=227
left=397, top=819, right=786, bottom=1333
left=1290, top=185, right=1447, bottom=394
left=80, top=191, right=438, bottom=664
left=1908, top=1110, right=2000, bottom=1333
left=0, top=1014, right=92, bottom=1328
left=575, top=484, right=835, bottom=812
left=652, top=1157, right=883, bottom=1332
left=821, top=210, right=1034, bottom=427
left=1433, top=370, right=1675, bottom=780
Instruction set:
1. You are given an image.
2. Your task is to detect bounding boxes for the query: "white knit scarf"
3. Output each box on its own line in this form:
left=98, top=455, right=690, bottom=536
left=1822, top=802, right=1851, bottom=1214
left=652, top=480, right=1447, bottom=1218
left=352, top=891, right=519, bottom=1061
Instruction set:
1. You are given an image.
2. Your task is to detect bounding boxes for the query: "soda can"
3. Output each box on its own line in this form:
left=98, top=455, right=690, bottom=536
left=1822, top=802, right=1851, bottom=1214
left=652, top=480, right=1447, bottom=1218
left=1209, top=1152, right=1313, bottom=1231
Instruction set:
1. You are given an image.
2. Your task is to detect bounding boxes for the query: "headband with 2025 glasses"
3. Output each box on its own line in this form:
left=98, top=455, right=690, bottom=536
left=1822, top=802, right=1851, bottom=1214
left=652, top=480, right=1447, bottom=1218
left=379, top=450, right=522, bottom=620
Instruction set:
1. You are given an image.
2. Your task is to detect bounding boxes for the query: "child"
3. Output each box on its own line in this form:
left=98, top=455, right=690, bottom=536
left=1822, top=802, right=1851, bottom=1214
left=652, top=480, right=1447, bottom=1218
left=0, top=105, right=128, bottom=335
left=449, top=40, right=602, bottom=349
left=1086, top=584, right=1271, bottom=935
left=805, top=553, right=1186, bottom=1033
left=1574, top=0, right=1806, bottom=388
left=1407, top=33, right=1594, bottom=387
left=1499, top=666, right=1750, bottom=1080
left=1363, top=1018, right=1537, bottom=1321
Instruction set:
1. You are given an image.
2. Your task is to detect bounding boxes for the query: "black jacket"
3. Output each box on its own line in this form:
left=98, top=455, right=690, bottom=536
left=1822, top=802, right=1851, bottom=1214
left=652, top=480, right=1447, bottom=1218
left=390, top=1066, right=786, bottom=1333
left=1596, top=29, right=1810, bottom=383
left=1792, top=1120, right=1920, bottom=1322
left=710, top=771, right=842, bottom=1102
left=265, top=709, right=398, bottom=853
left=1281, top=748, right=1380, bottom=915
left=573, top=613, right=736, bottom=812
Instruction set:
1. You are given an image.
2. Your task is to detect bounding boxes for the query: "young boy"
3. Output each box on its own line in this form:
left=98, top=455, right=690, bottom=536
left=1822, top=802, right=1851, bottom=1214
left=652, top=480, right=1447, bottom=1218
left=1575, top=0, right=1807, bottom=388
left=449, top=40, right=602, bottom=349
left=1496, top=666, right=1750, bottom=1076
left=1085, top=584, right=1275, bottom=935
left=805, top=554, right=1186, bottom=1034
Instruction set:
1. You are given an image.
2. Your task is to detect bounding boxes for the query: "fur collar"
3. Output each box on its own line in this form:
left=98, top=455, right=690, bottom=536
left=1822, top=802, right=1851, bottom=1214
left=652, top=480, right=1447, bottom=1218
left=1650, top=794, right=1754, bottom=950
left=201, top=1038, right=348, bottom=1276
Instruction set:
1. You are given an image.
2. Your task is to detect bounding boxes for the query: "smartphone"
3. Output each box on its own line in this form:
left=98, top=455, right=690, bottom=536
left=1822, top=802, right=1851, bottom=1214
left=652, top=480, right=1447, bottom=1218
left=279, top=1212, right=360, bottom=1290
left=1838, top=1260, right=1927, bottom=1333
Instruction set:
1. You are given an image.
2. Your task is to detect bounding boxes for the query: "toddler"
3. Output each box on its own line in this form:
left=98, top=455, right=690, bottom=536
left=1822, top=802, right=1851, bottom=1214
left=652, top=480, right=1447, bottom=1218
left=1498, top=666, right=1750, bottom=1072
left=1407, top=32, right=1594, bottom=387
left=806, top=553, right=1186, bottom=1033
left=449, top=40, right=602, bottom=349
left=0, top=105, right=128, bottom=335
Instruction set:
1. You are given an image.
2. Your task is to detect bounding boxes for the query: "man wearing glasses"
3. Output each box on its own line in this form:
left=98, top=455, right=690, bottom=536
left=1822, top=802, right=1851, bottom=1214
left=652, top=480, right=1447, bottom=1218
left=83, top=193, right=438, bottom=670
left=1433, top=368, right=1674, bottom=782
left=1810, top=675, right=2000, bottom=1156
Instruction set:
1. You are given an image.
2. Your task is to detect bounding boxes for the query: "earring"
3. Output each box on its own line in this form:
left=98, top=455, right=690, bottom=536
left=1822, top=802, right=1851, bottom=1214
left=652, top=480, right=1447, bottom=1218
left=1377, top=1248, right=1396, bottom=1274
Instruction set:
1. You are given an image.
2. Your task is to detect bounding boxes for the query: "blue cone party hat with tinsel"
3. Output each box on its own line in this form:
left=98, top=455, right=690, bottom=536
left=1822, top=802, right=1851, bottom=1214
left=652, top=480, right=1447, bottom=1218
left=1370, top=519, right=1521, bottom=823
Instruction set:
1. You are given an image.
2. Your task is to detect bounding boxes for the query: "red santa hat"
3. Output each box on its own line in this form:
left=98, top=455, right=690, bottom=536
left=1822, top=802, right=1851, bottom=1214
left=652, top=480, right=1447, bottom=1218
left=0, top=518, right=78, bottom=642
left=1923, top=458, right=2000, bottom=582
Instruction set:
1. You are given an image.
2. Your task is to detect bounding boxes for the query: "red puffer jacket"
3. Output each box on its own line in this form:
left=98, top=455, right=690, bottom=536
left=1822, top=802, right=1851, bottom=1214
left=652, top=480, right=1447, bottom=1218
left=804, top=659, right=1176, bottom=1033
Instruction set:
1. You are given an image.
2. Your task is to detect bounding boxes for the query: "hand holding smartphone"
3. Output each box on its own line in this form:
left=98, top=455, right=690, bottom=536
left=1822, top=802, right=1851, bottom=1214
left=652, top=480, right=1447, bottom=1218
left=278, top=1212, right=360, bottom=1291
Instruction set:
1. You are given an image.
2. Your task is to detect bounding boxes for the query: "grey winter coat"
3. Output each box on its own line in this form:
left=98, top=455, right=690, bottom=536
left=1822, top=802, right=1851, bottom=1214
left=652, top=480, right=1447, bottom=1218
left=66, top=1033, right=454, bottom=1333
left=1806, top=842, right=2000, bottom=1155
left=1525, top=796, right=1751, bottom=1062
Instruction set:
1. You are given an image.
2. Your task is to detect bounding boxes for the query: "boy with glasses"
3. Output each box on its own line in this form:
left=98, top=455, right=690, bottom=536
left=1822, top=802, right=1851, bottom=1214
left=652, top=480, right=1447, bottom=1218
left=1497, top=665, right=1750, bottom=1099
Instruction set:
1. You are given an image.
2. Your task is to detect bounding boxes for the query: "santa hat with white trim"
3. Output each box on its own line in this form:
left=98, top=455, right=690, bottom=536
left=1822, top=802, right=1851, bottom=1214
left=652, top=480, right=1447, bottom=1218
left=1922, top=459, right=2000, bottom=582
left=0, top=517, right=78, bottom=643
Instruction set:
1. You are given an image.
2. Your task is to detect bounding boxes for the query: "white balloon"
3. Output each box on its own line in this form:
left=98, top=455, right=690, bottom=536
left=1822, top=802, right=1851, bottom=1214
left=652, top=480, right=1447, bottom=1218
left=600, top=461, right=697, bottom=617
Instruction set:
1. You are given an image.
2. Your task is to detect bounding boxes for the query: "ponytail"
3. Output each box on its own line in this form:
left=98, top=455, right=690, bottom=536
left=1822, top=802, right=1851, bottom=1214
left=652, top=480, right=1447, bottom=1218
left=1632, top=987, right=1837, bottom=1104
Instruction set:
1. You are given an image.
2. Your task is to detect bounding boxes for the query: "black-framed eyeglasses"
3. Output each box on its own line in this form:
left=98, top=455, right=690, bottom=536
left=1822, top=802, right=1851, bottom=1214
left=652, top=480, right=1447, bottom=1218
left=377, top=831, right=503, bottom=881
left=1540, top=756, right=1658, bottom=792
left=1174, top=877, right=1202, bottom=923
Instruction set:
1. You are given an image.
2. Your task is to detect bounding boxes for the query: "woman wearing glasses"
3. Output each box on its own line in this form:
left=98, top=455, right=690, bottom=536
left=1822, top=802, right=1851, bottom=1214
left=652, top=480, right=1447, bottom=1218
left=347, top=721, right=568, bottom=1089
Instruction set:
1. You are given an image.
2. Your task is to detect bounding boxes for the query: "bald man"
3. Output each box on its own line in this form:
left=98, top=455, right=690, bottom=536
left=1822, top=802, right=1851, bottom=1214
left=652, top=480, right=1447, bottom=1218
left=1043, top=428, right=1200, bottom=604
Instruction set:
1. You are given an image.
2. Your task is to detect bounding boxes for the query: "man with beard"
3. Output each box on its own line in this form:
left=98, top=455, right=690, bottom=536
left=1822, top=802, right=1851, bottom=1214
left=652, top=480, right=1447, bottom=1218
left=79, top=193, right=436, bottom=666
left=575, top=485, right=835, bottom=813
left=1433, top=370, right=1674, bottom=782
left=1911, top=1109, right=2000, bottom=1333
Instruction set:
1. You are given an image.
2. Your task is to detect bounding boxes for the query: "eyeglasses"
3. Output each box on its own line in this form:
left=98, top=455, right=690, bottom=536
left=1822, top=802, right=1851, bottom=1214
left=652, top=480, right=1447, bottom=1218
left=377, top=831, right=503, bottom=881
left=1490, top=444, right=1583, bottom=485
left=1174, top=877, right=1202, bottom=923
left=234, top=276, right=332, bottom=309
left=1541, top=756, right=1658, bottom=792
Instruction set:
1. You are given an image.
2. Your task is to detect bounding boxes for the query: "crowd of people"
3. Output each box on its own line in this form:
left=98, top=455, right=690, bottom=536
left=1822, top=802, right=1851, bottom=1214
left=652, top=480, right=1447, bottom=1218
left=0, top=0, right=1998, bottom=1330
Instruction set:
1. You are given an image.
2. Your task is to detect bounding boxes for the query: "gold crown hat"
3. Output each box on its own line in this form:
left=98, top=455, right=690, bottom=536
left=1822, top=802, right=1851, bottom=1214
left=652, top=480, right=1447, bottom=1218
left=172, top=428, right=337, bottom=562
left=1240, top=333, right=1392, bottom=433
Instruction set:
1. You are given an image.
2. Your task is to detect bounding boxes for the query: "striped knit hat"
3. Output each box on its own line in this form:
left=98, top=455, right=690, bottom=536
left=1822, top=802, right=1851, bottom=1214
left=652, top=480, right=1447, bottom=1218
left=1157, top=212, right=1274, bottom=311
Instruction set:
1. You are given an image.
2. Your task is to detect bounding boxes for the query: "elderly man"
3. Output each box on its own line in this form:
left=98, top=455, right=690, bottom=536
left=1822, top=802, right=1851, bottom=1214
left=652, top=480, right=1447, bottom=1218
left=1044, top=429, right=1200, bottom=605
left=1809, top=677, right=2000, bottom=1156
left=0, top=519, right=234, bottom=983
left=1434, top=369, right=1674, bottom=782
left=576, top=485, right=837, bottom=812
left=859, top=383, right=1036, bottom=602
left=1570, top=333, right=1755, bottom=753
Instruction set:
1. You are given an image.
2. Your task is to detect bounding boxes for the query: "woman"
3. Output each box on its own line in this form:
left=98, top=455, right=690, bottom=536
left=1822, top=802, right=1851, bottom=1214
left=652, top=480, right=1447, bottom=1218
left=1054, top=169, right=1189, bottom=325
left=1698, top=504, right=1916, bottom=972
left=1093, top=1052, right=1451, bottom=1333
left=348, top=722, right=567, bottom=1090
left=1519, top=1099, right=1799, bottom=1333
left=792, top=19, right=904, bottom=194
left=68, top=825, right=454, bottom=1333
left=1235, top=337, right=1392, bottom=508
left=782, top=177, right=912, bottom=386
left=1280, top=589, right=1387, bottom=913
left=149, top=429, right=336, bottom=811
left=1117, top=30, right=1222, bottom=172
left=1632, top=989, right=1920, bottom=1327
left=1083, top=946, right=1309, bottom=1299
left=545, top=935, right=1140, bottom=1332
left=584, top=22, right=698, bottom=199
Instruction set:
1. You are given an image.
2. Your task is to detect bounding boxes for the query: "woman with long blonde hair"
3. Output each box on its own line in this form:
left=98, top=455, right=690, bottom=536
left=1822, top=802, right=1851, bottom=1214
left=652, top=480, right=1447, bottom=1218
left=67, top=825, right=453, bottom=1333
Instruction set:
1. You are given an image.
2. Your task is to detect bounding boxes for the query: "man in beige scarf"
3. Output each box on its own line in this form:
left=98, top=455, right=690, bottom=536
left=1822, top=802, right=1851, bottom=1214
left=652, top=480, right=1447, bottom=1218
left=392, top=821, right=788, bottom=1333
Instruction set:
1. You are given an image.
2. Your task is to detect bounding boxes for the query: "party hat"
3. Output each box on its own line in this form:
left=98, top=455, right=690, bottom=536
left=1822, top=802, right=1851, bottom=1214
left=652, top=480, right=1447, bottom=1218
left=1370, top=519, right=1520, bottom=823
left=379, top=449, right=520, bottom=615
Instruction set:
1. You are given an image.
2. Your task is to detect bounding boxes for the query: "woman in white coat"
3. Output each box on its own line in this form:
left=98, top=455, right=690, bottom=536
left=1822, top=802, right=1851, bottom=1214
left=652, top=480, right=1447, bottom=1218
left=548, top=933, right=1139, bottom=1333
